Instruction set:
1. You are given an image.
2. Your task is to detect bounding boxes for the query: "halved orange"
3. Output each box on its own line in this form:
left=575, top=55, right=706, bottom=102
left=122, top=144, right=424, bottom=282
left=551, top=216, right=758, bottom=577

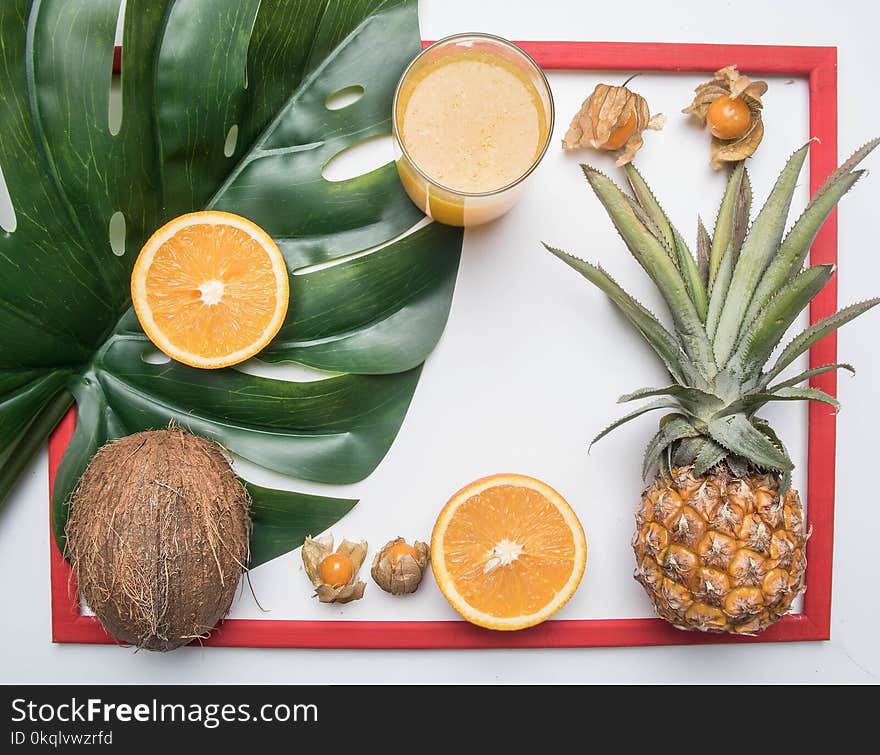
left=131, top=211, right=289, bottom=369
left=431, top=474, right=587, bottom=630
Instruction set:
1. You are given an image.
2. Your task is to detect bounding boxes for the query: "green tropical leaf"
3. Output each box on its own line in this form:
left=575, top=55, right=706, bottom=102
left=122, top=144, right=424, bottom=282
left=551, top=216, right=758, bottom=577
left=766, top=362, right=855, bottom=391
left=725, top=455, right=749, bottom=478
left=554, top=141, right=879, bottom=472
left=580, top=166, right=716, bottom=378
left=707, top=169, right=752, bottom=342
left=708, top=162, right=745, bottom=291
left=762, top=298, right=880, bottom=386
left=672, top=227, right=709, bottom=323
left=732, top=169, right=753, bottom=259
left=246, top=483, right=357, bottom=568
left=764, top=386, right=841, bottom=412
left=94, top=333, right=422, bottom=484
left=725, top=264, right=835, bottom=380
left=623, top=196, right=674, bottom=263
left=543, top=245, right=699, bottom=386
left=1, top=0, right=463, bottom=566
left=723, top=385, right=840, bottom=416
left=3, top=392, right=73, bottom=513
left=0, top=371, right=71, bottom=456
left=623, top=162, right=708, bottom=322
left=590, top=398, right=682, bottom=449
left=672, top=436, right=704, bottom=466
left=696, top=217, right=711, bottom=286
left=752, top=417, right=793, bottom=492
left=713, top=144, right=810, bottom=366
left=617, top=384, right=722, bottom=418
left=693, top=438, right=728, bottom=476
left=642, top=415, right=699, bottom=481
left=623, top=164, right=676, bottom=253
left=706, top=239, right=736, bottom=341
left=743, top=171, right=864, bottom=330
left=50, top=378, right=111, bottom=553
left=707, top=413, right=794, bottom=472
left=743, top=141, right=879, bottom=339
left=262, top=223, right=460, bottom=373
left=812, top=137, right=880, bottom=203
left=623, top=167, right=708, bottom=317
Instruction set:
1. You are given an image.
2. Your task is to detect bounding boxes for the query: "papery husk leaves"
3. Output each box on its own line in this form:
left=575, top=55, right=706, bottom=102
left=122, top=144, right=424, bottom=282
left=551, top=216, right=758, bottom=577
left=314, top=580, right=366, bottom=604
left=707, top=107, right=764, bottom=170
left=371, top=537, right=429, bottom=595
left=302, top=534, right=367, bottom=604
left=683, top=66, right=768, bottom=121
left=683, top=65, right=768, bottom=169
left=563, top=83, right=666, bottom=166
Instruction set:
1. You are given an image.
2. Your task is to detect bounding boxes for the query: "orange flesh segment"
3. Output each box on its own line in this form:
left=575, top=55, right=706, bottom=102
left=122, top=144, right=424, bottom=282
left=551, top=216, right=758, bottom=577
left=145, top=223, right=279, bottom=360
left=442, top=484, right=578, bottom=618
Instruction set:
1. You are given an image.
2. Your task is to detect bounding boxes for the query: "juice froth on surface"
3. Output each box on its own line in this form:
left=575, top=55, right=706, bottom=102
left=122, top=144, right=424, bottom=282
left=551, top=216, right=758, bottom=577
left=397, top=49, right=547, bottom=194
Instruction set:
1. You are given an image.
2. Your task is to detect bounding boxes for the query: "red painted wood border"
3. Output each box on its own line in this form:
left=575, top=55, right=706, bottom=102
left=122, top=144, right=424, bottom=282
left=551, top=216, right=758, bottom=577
left=53, top=40, right=837, bottom=648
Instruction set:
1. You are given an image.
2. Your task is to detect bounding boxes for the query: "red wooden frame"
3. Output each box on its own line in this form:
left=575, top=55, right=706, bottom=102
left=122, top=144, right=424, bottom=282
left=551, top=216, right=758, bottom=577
left=50, top=40, right=838, bottom=648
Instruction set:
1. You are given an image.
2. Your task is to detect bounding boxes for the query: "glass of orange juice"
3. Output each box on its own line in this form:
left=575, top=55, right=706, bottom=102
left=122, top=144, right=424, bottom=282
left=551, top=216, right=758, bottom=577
left=392, top=33, right=554, bottom=227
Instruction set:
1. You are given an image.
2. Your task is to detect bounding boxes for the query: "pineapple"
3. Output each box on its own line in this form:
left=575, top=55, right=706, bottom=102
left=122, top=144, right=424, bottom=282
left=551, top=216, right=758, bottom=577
left=545, top=140, right=880, bottom=634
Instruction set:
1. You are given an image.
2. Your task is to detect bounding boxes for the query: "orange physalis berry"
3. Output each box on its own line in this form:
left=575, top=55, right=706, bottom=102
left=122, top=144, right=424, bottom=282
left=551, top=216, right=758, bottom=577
left=387, top=541, right=419, bottom=565
left=706, top=95, right=751, bottom=141
left=319, top=553, right=353, bottom=587
left=604, top=111, right=637, bottom=151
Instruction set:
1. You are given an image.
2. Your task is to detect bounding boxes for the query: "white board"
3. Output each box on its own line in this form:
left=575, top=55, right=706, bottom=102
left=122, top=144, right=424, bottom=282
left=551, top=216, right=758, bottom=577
left=76, top=69, right=811, bottom=627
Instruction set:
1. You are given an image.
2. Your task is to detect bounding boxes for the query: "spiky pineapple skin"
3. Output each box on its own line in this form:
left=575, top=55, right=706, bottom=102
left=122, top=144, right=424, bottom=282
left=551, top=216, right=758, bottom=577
left=633, top=465, right=807, bottom=634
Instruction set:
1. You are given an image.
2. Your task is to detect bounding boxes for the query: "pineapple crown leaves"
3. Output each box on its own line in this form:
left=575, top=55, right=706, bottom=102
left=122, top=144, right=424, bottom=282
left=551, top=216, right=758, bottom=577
left=696, top=216, right=711, bottom=283
left=544, top=139, right=880, bottom=477
left=706, top=164, right=752, bottom=339
left=578, top=165, right=717, bottom=379
left=541, top=244, right=702, bottom=387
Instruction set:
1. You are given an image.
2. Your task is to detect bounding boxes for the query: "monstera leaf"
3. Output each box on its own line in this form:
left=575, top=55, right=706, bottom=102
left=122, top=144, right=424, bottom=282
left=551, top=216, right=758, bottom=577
left=0, top=0, right=462, bottom=567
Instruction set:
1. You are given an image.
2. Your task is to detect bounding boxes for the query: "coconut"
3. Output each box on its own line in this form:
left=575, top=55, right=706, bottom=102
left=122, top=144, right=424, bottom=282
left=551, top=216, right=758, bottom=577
left=64, top=427, right=250, bottom=651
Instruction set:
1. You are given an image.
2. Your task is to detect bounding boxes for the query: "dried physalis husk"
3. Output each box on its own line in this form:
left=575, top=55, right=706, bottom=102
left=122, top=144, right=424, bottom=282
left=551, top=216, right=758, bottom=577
left=371, top=537, right=429, bottom=595
left=301, top=534, right=367, bottom=604
left=562, top=81, right=666, bottom=166
left=683, top=65, right=769, bottom=169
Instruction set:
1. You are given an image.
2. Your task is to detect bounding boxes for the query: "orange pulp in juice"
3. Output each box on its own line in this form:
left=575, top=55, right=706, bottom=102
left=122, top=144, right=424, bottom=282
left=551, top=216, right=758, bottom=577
left=395, top=48, right=550, bottom=225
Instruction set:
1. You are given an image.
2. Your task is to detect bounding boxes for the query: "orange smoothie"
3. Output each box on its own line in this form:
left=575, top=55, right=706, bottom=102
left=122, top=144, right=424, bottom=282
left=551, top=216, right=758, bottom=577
left=394, top=43, right=552, bottom=226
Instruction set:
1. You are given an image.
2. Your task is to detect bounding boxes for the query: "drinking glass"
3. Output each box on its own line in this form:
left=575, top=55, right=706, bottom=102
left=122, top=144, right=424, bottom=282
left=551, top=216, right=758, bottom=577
left=392, top=33, right=555, bottom=227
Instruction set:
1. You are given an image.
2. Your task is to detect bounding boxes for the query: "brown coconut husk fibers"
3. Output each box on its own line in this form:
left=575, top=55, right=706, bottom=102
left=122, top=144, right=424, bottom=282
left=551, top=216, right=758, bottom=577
left=64, top=427, right=251, bottom=651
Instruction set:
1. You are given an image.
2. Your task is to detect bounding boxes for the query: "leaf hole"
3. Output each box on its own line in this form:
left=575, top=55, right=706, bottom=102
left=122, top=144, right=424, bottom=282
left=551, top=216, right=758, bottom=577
left=235, top=359, right=340, bottom=383
left=141, top=348, right=171, bottom=365
left=224, top=124, right=239, bottom=158
left=115, top=0, right=125, bottom=43
left=109, top=211, right=126, bottom=256
left=107, top=0, right=125, bottom=135
left=321, top=134, right=394, bottom=183
left=325, top=85, right=364, bottom=111
left=108, top=75, right=123, bottom=135
left=0, top=163, right=15, bottom=233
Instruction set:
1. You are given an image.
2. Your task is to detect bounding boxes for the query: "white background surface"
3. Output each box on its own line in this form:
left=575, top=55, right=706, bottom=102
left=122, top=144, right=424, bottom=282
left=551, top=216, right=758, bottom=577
left=226, top=70, right=811, bottom=624
left=2, top=0, right=879, bottom=682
